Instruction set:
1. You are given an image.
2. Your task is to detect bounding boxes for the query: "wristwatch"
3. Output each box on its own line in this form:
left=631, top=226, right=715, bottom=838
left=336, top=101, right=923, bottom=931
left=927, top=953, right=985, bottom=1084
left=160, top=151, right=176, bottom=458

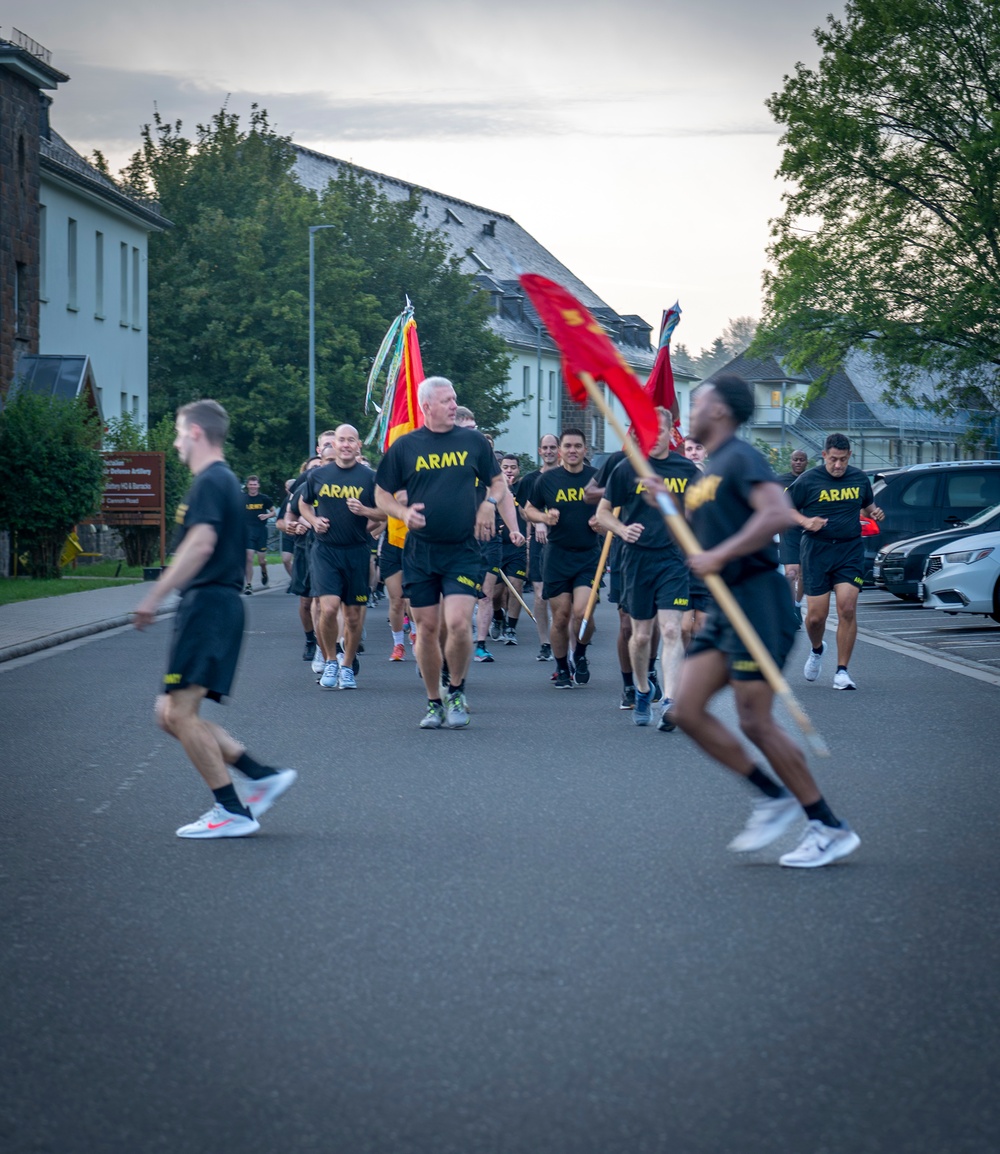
left=486, top=496, right=498, bottom=506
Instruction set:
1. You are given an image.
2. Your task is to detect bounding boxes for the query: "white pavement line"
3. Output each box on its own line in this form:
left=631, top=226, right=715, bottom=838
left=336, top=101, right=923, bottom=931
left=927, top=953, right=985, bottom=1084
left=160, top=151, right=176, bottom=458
left=853, top=627, right=1000, bottom=688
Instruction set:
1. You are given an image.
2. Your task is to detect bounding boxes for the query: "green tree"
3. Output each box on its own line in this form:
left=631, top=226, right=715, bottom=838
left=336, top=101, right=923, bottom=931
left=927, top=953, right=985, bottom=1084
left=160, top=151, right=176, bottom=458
left=103, top=412, right=190, bottom=566
left=0, top=395, right=104, bottom=578
left=760, top=0, right=1000, bottom=409
left=116, top=106, right=511, bottom=496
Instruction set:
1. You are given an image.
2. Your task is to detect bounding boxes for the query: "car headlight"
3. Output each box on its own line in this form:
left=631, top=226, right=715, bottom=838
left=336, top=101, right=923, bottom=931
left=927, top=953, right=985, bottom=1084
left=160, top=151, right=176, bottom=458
left=942, top=547, right=994, bottom=565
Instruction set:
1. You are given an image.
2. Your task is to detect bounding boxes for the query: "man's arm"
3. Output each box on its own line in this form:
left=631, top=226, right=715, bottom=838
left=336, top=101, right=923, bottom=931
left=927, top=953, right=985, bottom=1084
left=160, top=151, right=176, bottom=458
left=861, top=501, right=884, bottom=521
left=486, top=475, right=525, bottom=546
left=346, top=497, right=386, bottom=521
left=687, top=481, right=793, bottom=578
left=297, top=494, right=330, bottom=534
left=133, top=523, right=217, bottom=629
left=595, top=497, right=642, bottom=543
left=375, top=485, right=426, bottom=530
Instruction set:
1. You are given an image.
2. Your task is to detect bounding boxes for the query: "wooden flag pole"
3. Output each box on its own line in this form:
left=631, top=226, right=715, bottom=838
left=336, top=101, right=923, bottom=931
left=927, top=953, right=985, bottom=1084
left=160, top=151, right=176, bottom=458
left=579, top=373, right=829, bottom=757
left=497, top=566, right=535, bottom=623
left=579, top=508, right=619, bottom=642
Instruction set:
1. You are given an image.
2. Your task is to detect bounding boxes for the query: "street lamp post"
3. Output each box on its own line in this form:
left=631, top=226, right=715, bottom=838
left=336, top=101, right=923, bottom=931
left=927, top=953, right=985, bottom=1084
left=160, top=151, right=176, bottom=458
left=308, top=225, right=336, bottom=453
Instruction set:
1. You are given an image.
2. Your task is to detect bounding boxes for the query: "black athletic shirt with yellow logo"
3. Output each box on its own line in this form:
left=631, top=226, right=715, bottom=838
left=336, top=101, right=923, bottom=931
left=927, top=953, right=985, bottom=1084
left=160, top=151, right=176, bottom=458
left=685, top=436, right=780, bottom=586
left=243, top=492, right=273, bottom=528
left=375, top=425, right=500, bottom=544
left=530, top=464, right=598, bottom=552
left=173, top=460, right=245, bottom=593
left=787, top=464, right=874, bottom=541
left=301, top=461, right=377, bottom=548
left=605, top=452, right=700, bottom=551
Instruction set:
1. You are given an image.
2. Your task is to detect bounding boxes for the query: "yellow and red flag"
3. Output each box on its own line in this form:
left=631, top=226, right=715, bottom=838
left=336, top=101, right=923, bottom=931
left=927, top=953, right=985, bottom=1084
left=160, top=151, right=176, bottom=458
left=518, top=274, right=659, bottom=455
left=644, top=303, right=684, bottom=450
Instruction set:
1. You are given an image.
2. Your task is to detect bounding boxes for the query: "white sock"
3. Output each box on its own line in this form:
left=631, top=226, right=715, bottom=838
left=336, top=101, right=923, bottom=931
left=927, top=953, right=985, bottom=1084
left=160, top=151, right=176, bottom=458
left=392, top=630, right=405, bottom=645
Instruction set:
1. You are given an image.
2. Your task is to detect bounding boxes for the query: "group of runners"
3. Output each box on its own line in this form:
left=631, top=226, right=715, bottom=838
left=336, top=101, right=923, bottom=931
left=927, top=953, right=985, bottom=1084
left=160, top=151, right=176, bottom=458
left=135, top=373, right=878, bottom=868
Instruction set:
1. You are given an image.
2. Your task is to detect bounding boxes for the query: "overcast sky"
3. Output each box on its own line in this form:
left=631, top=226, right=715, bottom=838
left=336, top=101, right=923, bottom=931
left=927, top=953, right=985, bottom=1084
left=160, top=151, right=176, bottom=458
left=14, top=0, right=844, bottom=352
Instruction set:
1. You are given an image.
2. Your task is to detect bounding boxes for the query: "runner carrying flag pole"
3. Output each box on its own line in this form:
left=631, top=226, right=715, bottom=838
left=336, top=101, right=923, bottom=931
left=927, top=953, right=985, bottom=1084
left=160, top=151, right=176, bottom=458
left=578, top=508, right=619, bottom=642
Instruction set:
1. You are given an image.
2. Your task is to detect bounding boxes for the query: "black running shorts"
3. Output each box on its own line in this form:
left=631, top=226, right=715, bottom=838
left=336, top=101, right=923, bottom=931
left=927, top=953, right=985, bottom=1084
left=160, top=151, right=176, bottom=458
left=500, top=544, right=527, bottom=581
left=686, top=569, right=796, bottom=681
left=779, top=524, right=802, bottom=566
left=688, top=572, right=711, bottom=613
left=801, top=536, right=865, bottom=597
left=288, top=541, right=314, bottom=598
left=379, top=540, right=404, bottom=581
left=606, top=537, right=623, bottom=605
left=542, top=545, right=601, bottom=601
left=245, top=523, right=268, bottom=552
left=528, top=538, right=546, bottom=584
left=310, top=542, right=370, bottom=604
left=621, top=547, right=690, bottom=621
left=403, top=536, right=484, bottom=608
left=164, top=586, right=244, bottom=702
left=280, top=533, right=296, bottom=556
left=480, top=535, right=502, bottom=578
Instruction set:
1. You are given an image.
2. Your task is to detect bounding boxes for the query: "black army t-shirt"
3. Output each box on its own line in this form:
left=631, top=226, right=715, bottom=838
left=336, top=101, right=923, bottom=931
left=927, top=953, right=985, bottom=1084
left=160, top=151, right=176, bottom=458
left=529, top=464, right=599, bottom=552
left=788, top=464, right=874, bottom=542
left=593, top=450, right=626, bottom=491
left=375, top=425, right=500, bottom=544
left=605, top=452, right=700, bottom=551
left=173, top=461, right=246, bottom=593
left=301, top=461, right=377, bottom=548
left=685, top=436, right=780, bottom=586
left=244, top=491, right=273, bottom=528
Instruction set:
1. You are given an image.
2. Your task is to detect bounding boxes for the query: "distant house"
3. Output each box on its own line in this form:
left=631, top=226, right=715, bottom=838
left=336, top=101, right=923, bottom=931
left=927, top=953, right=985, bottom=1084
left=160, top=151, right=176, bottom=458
left=709, top=348, right=999, bottom=468
left=294, top=147, right=692, bottom=456
left=0, top=29, right=169, bottom=425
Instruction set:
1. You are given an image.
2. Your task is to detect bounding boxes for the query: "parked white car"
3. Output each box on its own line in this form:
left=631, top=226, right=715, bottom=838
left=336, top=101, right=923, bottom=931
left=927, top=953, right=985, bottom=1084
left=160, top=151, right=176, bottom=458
left=919, top=529, right=1000, bottom=623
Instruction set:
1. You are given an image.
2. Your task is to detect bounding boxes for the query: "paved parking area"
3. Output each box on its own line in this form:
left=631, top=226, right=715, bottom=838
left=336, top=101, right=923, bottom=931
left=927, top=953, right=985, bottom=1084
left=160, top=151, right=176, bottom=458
left=857, top=589, right=1000, bottom=671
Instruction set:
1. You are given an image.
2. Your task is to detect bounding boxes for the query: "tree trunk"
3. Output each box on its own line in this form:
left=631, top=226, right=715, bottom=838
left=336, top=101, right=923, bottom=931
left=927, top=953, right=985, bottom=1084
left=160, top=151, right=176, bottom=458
left=24, top=532, right=66, bottom=579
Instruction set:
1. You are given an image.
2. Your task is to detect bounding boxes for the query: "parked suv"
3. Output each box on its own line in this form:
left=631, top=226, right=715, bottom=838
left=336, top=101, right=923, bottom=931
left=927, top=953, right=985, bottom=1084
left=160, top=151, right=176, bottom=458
left=865, top=461, right=1000, bottom=582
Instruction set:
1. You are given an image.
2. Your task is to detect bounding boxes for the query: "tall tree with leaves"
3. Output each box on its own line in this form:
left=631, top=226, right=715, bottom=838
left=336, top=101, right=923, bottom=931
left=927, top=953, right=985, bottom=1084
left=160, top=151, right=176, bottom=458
left=760, top=0, right=1000, bottom=408
left=116, top=107, right=511, bottom=495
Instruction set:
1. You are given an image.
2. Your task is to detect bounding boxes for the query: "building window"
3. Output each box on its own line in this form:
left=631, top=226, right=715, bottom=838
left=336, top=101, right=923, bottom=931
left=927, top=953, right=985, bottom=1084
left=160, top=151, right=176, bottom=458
left=120, top=243, right=129, bottom=326
left=120, top=392, right=128, bottom=416
left=132, top=395, right=139, bottom=417
left=548, top=370, right=557, bottom=418
left=131, top=247, right=141, bottom=329
left=67, top=219, right=78, bottom=311
left=522, top=365, right=531, bottom=410
left=770, top=390, right=782, bottom=408
left=94, top=232, right=105, bottom=319
left=39, top=205, right=48, bottom=301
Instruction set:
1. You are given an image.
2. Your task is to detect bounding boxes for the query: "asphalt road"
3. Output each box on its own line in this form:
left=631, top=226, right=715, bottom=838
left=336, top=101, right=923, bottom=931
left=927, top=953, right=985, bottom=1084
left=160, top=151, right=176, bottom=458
left=2, top=590, right=998, bottom=1153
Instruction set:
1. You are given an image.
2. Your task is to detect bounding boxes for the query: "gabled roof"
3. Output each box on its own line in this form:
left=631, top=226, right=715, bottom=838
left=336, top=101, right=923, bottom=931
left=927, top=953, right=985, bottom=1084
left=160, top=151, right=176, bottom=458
left=293, top=146, right=656, bottom=374
left=41, top=129, right=170, bottom=232
left=10, top=354, right=103, bottom=420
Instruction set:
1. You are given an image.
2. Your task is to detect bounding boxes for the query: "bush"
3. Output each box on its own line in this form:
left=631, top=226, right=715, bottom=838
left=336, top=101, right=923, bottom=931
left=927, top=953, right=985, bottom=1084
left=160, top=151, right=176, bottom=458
left=0, top=394, right=105, bottom=578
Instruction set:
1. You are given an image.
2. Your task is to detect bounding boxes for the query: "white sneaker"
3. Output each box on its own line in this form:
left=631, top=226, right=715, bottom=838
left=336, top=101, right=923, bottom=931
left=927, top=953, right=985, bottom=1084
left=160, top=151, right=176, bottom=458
left=176, top=803, right=259, bottom=839
left=311, top=650, right=326, bottom=674
left=780, top=820, right=861, bottom=868
left=233, top=768, right=298, bottom=817
left=728, top=795, right=802, bottom=852
left=319, top=659, right=340, bottom=689
left=833, top=668, right=857, bottom=691
left=803, top=641, right=827, bottom=682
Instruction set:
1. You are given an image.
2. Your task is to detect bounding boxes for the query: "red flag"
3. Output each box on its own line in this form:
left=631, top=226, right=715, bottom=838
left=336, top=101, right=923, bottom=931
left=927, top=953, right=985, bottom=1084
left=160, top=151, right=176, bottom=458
left=644, top=303, right=684, bottom=450
left=384, top=315, right=425, bottom=449
left=519, top=274, right=659, bottom=456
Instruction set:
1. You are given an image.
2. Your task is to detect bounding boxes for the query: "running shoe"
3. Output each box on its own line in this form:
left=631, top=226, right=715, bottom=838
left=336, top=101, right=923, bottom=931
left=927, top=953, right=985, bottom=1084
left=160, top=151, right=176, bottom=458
left=390, top=643, right=405, bottom=662
left=490, top=616, right=504, bottom=641
left=176, top=803, right=259, bottom=839
left=728, top=795, right=801, bottom=852
left=445, top=689, right=471, bottom=728
left=536, top=644, right=553, bottom=662
left=833, top=668, right=857, bottom=691
left=553, top=669, right=574, bottom=689
left=260, top=568, right=269, bottom=587
left=804, top=641, right=827, bottom=682
left=503, top=625, right=518, bottom=645
left=244, top=583, right=253, bottom=596
left=474, top=643, right=494, bottom=663
left=620, top=686, right=636, bottom=710
left=419, top=701, right=446, bottom=729
left=234, top=768, right=298, bottom=817
left=339, top=666, right=357, bottom=689
left=311, top=651, right=326, bottom=674
left=633, top=687, right=652, bottom=726
left=648, top=671, right=662, bottom=703
left=303, top=639, right=317, bottom=662
left=779, top=820, right=861, bottom=868
left=319, top=660, right=340, bottom=689
left=572, top=655, right=590, bottom=685
left=657, top=698, right=676, bottom=732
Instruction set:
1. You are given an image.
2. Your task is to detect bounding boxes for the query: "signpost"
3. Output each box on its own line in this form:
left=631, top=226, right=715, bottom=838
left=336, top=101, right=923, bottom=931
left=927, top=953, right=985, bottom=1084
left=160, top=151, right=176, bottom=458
left=99, top=452, right=167, bottom=564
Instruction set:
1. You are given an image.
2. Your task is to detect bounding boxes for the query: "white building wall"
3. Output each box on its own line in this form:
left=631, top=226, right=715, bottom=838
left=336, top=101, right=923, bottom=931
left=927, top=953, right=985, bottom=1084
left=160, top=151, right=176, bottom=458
left=494, top=348, right=564, bottom=457
left=38, top=176, right=151, bottom=426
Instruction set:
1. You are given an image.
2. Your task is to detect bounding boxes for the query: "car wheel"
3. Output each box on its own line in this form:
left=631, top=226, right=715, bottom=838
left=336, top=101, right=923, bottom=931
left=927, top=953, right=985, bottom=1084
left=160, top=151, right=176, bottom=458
left=992, top=578, right=1000, bottom=624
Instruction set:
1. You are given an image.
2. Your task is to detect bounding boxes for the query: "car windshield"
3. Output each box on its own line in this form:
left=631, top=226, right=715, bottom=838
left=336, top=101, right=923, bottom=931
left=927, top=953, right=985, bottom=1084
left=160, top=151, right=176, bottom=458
left=962, top=501, right=1000, bottom=529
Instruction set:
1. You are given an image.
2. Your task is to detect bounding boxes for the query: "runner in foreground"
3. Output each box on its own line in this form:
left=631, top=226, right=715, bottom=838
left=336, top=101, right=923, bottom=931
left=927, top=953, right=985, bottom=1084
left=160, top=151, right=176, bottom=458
left=652, top=377, right=860, bottom=868
left=134, top=400, right=296, bottom=838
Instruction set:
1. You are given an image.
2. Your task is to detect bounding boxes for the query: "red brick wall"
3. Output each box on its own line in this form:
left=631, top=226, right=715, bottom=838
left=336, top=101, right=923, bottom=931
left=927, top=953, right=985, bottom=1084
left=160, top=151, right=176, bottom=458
left=0, top=70, right=42, bottom=397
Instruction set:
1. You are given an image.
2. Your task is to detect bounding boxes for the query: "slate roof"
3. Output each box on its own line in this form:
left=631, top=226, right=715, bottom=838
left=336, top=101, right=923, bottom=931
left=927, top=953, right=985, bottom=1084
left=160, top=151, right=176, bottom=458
left=293, top=145, right=656, bottom=375
left=41, top=129, right=169, bottom=232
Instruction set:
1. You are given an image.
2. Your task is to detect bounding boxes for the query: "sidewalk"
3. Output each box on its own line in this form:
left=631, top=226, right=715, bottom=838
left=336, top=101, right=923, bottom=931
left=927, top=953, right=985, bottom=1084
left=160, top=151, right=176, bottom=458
left=0, top=568, right=290, bottom=663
